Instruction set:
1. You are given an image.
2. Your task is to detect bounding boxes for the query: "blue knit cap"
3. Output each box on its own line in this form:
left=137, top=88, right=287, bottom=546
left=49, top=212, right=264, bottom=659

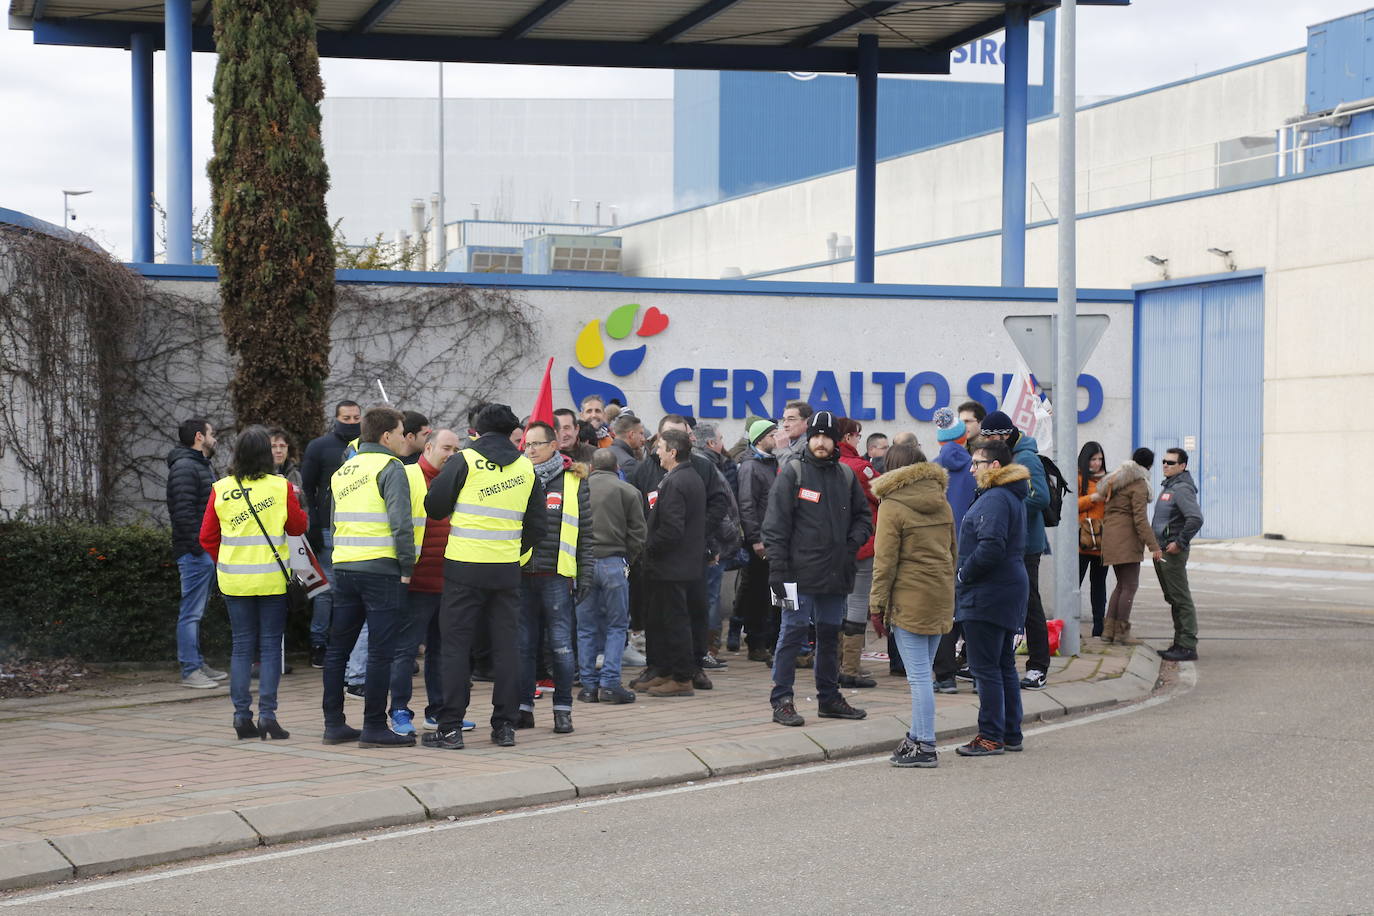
left=934, top=406, right=966, bottom=443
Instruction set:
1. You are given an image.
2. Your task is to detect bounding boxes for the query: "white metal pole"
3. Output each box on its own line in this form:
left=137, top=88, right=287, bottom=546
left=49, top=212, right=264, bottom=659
left=435, top=62, right=447, bottom=270
left=1055, top=0, right=1081, bottom=658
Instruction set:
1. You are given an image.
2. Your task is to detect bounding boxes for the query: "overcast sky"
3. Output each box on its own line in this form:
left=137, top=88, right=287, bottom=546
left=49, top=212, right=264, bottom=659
left=1, top=0, right=1367, bottom=260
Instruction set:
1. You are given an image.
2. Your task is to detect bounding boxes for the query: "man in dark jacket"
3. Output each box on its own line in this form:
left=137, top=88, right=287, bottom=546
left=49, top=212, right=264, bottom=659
left=167, top=417, right=223, bottom=689
left=423, top=404, right=547, bottom=751
left=954, top=439, right=1030, bottom=756
left=515, top=421, right=594, bottom=735
left=639, top=429, right=706, bottom=697
left=1152, top=447, right=1205, bottom=661
left=979, top=410, right=1052, bottom=691
left=761, top=410, right=872, bottom=727
left=609, top=413, right=644, bottom=479
left=735, top=420, right=780, bottom=661
left=692, top=422, right=741, bottom=662
left=300, top=399, right=362, bottom=665
left=630, top=414, right=730, bottom=686
left=578, top=449, right=646, bottom=705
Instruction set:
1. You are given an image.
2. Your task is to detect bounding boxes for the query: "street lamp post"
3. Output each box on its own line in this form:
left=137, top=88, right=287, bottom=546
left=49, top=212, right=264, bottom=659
left=62, top=188, right=93, bottom=229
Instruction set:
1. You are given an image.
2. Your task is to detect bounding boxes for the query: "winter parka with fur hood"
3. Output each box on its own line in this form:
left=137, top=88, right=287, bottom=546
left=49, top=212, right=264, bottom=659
left=868, top=462, right=957, bottom=636
left=955, top=462, right=1031, bottom=631
left=1099, top=460, right=1160, bottom=566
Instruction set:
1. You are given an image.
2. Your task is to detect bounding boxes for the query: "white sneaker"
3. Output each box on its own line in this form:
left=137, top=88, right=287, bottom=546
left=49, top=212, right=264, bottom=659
left=629, top=631, right=646, bottom=652
left=621, top=645, right=647, bottom=668
left=1020, top=669, right=1047, bottom=690
left=200, top=664, right=228, bottom=681
left=181, top=670, right=219, bottom=689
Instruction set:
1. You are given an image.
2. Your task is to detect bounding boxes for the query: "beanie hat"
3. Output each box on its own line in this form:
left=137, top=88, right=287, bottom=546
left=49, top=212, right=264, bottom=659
left=473, top=403, right=520, bottom=436
left=747, top=419, right=777, bottom=446
left=807, top=410, right=840, bottom=442
left=934, top=406, right=966, bottom=443
left=980, top=410, right=1016, bottom=437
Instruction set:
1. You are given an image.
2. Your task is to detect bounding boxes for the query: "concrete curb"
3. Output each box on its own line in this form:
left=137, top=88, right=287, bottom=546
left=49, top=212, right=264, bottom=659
left=3, top=647, right=1164, bottom=894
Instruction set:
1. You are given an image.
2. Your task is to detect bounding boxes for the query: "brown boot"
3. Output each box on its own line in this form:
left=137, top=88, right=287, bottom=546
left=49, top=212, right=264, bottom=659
left=633, top=676, right=670, bottom=693
left=838, top=634, right=877, bottom=688
left=1115, top=621, right=1143, bottom=646
left=647, top=678, right=696, bottom=697
left=1101, top=618, right=1118, bottom=644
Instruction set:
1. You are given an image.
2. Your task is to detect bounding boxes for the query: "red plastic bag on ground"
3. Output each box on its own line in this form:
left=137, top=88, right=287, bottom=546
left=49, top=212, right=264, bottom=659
left=1047, top=618, right=1063, bottom=656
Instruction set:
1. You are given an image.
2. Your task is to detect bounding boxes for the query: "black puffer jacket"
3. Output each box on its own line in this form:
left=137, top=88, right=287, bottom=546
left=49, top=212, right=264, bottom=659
left=762, top=447, right=872, bottom=595
left=736, top=447, right=778, bottom=548
left=521, top=463, right=595, bottom=584
left=166, top=446, right=214, bottom=558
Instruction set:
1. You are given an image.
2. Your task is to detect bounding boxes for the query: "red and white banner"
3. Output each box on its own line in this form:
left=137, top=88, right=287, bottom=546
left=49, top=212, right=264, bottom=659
left=999, top=365, right=1054, bottom=455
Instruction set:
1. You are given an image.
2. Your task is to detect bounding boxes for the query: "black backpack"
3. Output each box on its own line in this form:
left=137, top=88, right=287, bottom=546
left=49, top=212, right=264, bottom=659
left=1038, top=455, right=1071, bottom=527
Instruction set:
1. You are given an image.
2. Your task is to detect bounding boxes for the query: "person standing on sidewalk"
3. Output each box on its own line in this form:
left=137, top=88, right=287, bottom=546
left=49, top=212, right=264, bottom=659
left=167, top=417, right=225, bottom=690
left=422, top=404, right=547, bottom=751
left=1077, top=441, right=1111, bottom=638
left=954, top=439, right=1030, bottom=757
left=515, top=421, right=594, bottom=735
left=320, top=407, right=417, bottom=749
left=577, top=448, right=646, bottom=705
left=836, top=417, right=879, bottom=690
left=978, top=410, right=1052, bottom=691
left=1152, top=448, right=1204, bottom=661
left=639, top=429, right=707, bottom=698
left=1100, top=449, right=1163, bottom=645
left=300, top=400, right=361, bottom=668
left=931, top=407, right=974, bottom=694
left=735, top=420, right=780, bottom=664
left=762, top=410, right=873, bottom=728
left=387, top=429, right=466, bottom=737
left=200, top=426, right=309, bottom=740
left=869, top=442, right=956, bottom=768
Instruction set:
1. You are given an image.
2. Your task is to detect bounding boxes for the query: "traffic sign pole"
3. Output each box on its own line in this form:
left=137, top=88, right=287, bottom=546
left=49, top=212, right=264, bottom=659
left=1055, top=0, right=1081, bottom=659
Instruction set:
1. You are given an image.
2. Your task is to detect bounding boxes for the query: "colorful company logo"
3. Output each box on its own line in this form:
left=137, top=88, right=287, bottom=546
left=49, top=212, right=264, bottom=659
left=567, top=304, right=669, bottom=409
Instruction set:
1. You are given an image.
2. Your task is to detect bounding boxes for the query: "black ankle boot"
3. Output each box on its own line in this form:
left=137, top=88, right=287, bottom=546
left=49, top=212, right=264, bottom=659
left=234, top=716, right=260, bottom=740
left=258, top=718, right=290, bottom=740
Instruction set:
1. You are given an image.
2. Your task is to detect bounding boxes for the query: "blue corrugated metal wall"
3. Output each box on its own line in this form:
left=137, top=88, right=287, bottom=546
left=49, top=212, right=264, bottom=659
left=1135, top=275, right=1264, bottom=539
left=675, top=12, right=1056, bottom=205
left=1304, top=9, right=1374, bottom=170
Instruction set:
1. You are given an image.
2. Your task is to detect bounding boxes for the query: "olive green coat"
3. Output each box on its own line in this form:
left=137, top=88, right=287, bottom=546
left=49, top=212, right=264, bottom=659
left=868, top=462, right=957, bottom=635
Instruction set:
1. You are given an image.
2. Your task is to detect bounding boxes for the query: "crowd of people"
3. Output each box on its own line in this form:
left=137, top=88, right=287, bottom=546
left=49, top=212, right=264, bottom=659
left=165, top=391, right=1203, bottom=767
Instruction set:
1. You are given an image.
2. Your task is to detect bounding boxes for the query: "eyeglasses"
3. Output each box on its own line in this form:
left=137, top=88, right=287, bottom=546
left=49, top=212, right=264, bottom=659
left=971, top=459, right=993, bottom=467
left=1161, top=459, right=1180, bottom=466
left=524, top=440, right=552, bottom=450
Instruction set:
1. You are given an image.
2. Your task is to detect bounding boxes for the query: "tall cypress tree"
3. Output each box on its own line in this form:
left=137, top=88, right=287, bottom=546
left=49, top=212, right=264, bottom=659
left=208, top=0, right=334, bottom=443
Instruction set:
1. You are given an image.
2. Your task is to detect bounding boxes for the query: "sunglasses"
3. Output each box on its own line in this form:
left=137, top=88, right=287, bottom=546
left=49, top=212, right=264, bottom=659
left=1161, top=459, right=1180, bottom=466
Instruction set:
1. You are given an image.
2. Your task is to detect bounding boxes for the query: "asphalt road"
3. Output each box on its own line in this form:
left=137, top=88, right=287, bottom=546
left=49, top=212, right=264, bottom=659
left=9, top=559, right=1374, bottom=915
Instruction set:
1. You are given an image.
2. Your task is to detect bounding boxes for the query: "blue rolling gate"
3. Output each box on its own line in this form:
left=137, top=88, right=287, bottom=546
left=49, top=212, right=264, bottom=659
left=1134, top=274, right=1265, bottom=539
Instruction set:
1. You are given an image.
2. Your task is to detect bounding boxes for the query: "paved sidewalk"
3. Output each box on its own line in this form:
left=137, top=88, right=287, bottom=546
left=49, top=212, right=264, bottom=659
left=0, top=636, right=1156, bottom=890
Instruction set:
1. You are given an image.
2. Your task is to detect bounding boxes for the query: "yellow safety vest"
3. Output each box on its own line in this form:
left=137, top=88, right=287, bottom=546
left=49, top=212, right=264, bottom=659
left=443, top=450, right=535, bottom=564
left=404, top=463, right=429, bottom=554
left=331, top=451, right=403, bottom=564
left=212, top=475, right=290, bottom=596
left=521, top=472, right=582, bottom=578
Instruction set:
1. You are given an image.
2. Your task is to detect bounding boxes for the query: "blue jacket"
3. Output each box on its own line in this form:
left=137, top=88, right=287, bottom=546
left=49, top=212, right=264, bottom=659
left=955, top=463, right=1031, bottom=631
left=935, top=441, right=975, bottom=531
left=1012, top=433, right=1050, bottom=555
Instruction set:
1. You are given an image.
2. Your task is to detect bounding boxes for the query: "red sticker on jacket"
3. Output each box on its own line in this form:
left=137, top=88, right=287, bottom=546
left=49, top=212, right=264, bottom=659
left=647, top=490, right=659, bottom=508
left=1161, top=493, right=1172, bottom=501
left=546, top=492, right=563, bottom=510
left=798, top=488, right=821, bottom=503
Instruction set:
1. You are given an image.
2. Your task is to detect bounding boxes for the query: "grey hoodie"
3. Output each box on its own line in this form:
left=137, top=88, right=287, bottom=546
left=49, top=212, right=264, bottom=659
left=1152, top=469, right=1203, bottom=549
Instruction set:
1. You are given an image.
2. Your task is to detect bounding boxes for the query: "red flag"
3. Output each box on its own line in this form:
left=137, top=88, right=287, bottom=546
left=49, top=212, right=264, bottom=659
left=521, top=357, right=555, bottom=448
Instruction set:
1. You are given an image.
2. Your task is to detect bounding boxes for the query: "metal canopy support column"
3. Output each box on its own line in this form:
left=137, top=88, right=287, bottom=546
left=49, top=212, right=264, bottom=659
left=165, top=0, right=193, bottom=264
left=1000, top=5, right=1030, bottom=286
left=854, top=34, right=878, bottom=283
left=130, top=31, right=155, bottom=263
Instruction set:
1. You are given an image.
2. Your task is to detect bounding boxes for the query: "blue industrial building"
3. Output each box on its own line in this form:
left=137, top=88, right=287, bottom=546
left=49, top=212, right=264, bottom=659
left=675, top=12, right=1055, bottom=206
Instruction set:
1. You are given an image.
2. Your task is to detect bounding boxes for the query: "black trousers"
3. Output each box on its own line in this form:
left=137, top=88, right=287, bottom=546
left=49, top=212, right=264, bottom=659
left=933, top=621, right=965, bottom=681
left=735, top=552, right=777, bottom=652
left=437, top=580, right=520, bottom=732
left=686, top=573, right=708, bottom=662
left=648, top=580, right=695, bottom=682
left=1078, top=553, right=1109, bottom=636
left=1023, top=553, right=1050, bottom=673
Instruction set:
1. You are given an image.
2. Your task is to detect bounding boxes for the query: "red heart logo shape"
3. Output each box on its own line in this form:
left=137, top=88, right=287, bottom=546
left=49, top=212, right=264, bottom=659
left=637, top=307, right=669, bottom=337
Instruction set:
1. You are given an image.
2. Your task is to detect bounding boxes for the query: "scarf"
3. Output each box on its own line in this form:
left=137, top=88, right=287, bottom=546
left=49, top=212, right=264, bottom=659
left=533, top=452, right=565, bottom=485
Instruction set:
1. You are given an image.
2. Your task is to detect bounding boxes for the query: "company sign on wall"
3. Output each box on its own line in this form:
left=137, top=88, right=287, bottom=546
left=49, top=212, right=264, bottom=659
left=788, top=20, right=1046, bottom=87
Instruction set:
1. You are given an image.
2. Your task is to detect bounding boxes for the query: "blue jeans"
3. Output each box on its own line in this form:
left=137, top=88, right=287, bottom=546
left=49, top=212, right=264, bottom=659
left=575, top=557, right=630, bottom=689
left=962, top=619, right=1023, bottom=745
left=322, top=569, right=404, bottom=730
left=309, top=528, right=334, bottom=648
left=176, top=552, right=216, bottom=677
left=519, top=576, right=575, bottom=711
left=226, top=595, right=287, bottom=720
left=770, top=592, right=845, bottom=706
left=705, top=561, right=726, bottom=635
left=391, top=591, right=443, bottom=718
left=346, top=624, right=368, bottom=686
left=892, top=627, right=942, bottom=744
